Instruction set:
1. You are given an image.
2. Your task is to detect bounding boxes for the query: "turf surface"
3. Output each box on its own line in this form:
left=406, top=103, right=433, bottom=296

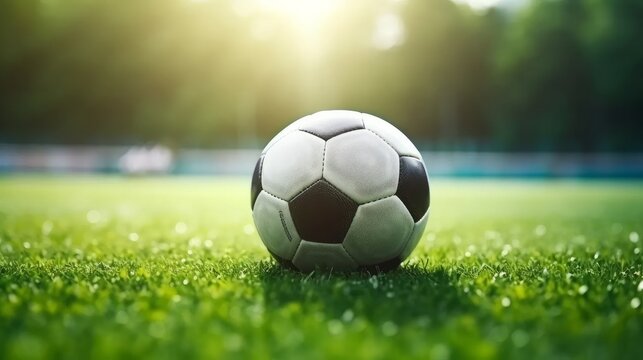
left=0, top=176, right=641, bottom=359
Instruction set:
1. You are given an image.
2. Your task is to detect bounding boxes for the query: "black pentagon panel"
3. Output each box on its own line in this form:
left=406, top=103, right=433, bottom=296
left=267, top=249, right=298, bottom=271
left=299, top=113, right=364, bottom=140
left=359, top=257, right=402, bottom=273
left=396, top=156, right=430, bottom=222
left=250, top=155, right=264, bottom=210
left=289, top=180, right=358, bottom=244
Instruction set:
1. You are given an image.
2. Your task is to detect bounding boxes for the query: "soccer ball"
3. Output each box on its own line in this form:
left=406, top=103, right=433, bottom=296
left=251, top=110, right=430, bottom=272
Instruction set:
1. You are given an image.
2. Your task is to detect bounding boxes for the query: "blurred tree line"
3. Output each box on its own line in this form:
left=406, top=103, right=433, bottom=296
left=0, top=0, right=641, bottom=151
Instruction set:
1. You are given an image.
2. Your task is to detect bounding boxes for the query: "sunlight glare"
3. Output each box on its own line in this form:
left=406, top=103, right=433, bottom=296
left=372, top=13, right=405, bottom=50
left=451, top=0, right=502, bottom=11
left=257, top=0, right=339, bottom=33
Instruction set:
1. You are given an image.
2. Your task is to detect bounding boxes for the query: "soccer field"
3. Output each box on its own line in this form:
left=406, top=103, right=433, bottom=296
left=0, top=177, right=641, bottom=359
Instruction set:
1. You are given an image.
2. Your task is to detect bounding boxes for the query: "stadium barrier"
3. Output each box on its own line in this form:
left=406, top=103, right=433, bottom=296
left=1, top=144, right=642, bottom=178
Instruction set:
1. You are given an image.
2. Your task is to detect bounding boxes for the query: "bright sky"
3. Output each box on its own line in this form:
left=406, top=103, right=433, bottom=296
left=452, top=0, right=502, bottom=11
left=246, top=0, right=519, bottom=50
left=191, top=0, right=526, bottom=51
left=251, top=0, right=521, bottom=13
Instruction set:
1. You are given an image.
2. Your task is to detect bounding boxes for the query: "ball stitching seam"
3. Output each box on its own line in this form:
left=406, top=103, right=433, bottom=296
left=340, top=243, right=360, bottom=267
left=359, top=193, right=396, bottom=206
left=262, top=128, right=298, bottom=155
left=291, top=237, right=305, bottom=265
left=299, top=129, right=325, bottom=139
left=362, top=128, right=397, bottom=154
left=321, top=141, right=327, bottom=179
left=363, top=128, right=422, bottom=160
left=261, top=189, right=288, bottom=202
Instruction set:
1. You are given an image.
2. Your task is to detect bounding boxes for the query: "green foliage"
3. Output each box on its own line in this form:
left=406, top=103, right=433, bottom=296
left=1, top=0, right=641, bottom=150
left=0, top=177, right=641, bottom=359
left=493, top=0, right=643, bottom=151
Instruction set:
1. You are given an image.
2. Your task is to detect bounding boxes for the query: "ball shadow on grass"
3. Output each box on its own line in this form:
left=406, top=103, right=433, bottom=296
left=257, top=260, right=472, bottom=327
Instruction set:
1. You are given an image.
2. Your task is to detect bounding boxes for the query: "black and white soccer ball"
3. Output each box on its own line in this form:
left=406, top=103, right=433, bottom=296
left=251, top=110, right=430, bottom=272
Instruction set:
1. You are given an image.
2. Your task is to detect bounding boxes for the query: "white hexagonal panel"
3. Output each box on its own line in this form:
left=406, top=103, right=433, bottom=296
left=343, top=196, right=414, bottom=264
left=362, top=113, right=422, bottom=159
left=296, top=110, right=364, bottom=139
left=324, top=129, right=399, bottom=204
left=400, top=208, right=430, bottom=260
left=262, top=131, right=324, bottom=200
left=292, top=240, right=358, bottom=272
left=261, top=115, right=309, bottom=154
left=252, top=191, right=302, bottom=260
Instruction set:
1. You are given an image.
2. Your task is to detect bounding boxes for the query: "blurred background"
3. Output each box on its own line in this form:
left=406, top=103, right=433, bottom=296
left=1, top=0, right=642, bottom=176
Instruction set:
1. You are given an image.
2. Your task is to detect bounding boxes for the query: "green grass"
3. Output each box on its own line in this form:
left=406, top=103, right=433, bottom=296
left=0, top=176, right=641, bottom=360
